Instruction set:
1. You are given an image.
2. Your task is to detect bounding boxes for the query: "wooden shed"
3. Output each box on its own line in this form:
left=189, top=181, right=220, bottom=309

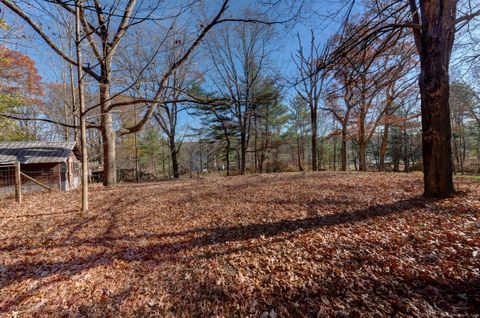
left=0, top=141, right=81, bottom=193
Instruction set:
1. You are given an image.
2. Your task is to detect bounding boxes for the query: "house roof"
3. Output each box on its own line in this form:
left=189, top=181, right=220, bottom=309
left=0, top=141, right=77, bottom=164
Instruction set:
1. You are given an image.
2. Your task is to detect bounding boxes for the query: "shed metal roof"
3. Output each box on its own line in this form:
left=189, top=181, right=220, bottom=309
left=0, top=141, right=76, bottom=164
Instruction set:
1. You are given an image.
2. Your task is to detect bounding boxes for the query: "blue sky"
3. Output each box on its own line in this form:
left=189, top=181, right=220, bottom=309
left=10, top=0, right=352, bottom=82
left=4, top=0, right=356, bottom=134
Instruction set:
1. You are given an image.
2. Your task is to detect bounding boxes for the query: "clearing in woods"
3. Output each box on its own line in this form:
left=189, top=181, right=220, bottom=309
left=0, top=172, right=479, bottom=317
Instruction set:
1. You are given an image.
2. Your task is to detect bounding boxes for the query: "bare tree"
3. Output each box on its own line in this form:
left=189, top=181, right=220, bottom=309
left=293, top=31, right=330, bottom=171
left=324, top=64, right=356, bottom=171
left=206, top=19, right=275, bottom=174
left=75, top=0, right=88, bottom=212
left=2, top=0, right=300, bottom=186
left=288, top=95, right=309, bottom=171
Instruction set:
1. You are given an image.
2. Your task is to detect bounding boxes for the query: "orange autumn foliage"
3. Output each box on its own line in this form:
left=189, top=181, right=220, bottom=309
left=0, top=46, right=43, bottom=104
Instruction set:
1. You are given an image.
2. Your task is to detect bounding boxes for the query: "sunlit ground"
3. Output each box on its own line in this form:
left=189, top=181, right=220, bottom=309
left=0, top=172, right=479, bottom=317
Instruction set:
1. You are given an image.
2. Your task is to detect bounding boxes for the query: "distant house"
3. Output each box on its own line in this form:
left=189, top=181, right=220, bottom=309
left=0, top=141, right=81, bottom=193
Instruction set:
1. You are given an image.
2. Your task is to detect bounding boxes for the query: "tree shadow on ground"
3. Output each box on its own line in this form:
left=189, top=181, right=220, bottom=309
left=0, top=196, right=427, bottom=292
left=161, top=265, right=480, bottom=317
left=0, top=209, right=80, bottom=219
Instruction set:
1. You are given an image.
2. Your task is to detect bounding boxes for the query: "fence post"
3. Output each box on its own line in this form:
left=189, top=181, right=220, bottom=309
left=15, top=161, right=22, bottom=203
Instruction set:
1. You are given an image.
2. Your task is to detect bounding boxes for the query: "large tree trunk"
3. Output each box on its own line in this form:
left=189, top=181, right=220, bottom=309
left=170, top=137, right=179, bottom=178
left=100, top=77, right=116, bottom=187
left=418, top=0, right=456, bottom=198
left=358, top=140, right=367, bottom=171
left=259, top=149, right=265, bottom=173
left=311, top=110, right=318, bottom=171
left=240, top=131, right=247, bottom=175
left=358, top=107, right=367, bottom=171
left=378, top=124, right=389, bottom=171
left=296, top=136, right=304, bottom=171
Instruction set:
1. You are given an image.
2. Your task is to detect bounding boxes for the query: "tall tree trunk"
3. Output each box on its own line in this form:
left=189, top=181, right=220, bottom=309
left=152, top=155, right=157, bottom=177
left=359, top=140, right=367, bottom=171
left=69, top=64, right=78, bottom=143
left=259, top=152, right=265, bottom=173
left=311, top=110, right=318, bottom=171
left=100, top=80, right=116, bottom=187
left=297, top=136, right=303, bottom=171
left=352, top=141, right=358, bottom=171
left=318, top=137, right=324, bottom=170
left=240, top=131, right=247, bottom=175
left=393, top=133, right=400, bottom=172
left=341, top=122, right=348, bottom=171
left=452, top=136, right=460, bottom=174
left=379, top=124, right=389, bottom=171
left=63, top=80, right=69, bottom=141
left=161, top=142, right=166, bottom=178
left=418, top=0, right=456, bottom=197
left=75, top=0, right=88, bottom=212
left=253, top=115, right=258, bottom=172
left=402, top=126, right=409, bottom=172
left=236, top=150, right=241, bottom=172
left=225, top=139, right=230, bottom=176
left=358, top=109, right=367, bottom=171
left=460, top=130, right=466, bottom=174
left=134, top=131, right=139, bottom=182
left=477, top=134, right=480, bottom=174
left=333, top=135, right=337, bottom=171
left=170, top=137, right=179, bottom=178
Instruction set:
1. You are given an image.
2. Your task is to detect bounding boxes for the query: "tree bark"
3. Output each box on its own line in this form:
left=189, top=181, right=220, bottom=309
left=358, top=139, right=367, bottom=171
left=297, top=136, right=304, bottom=171
left=358, top=94, right=368, bottom=172
left=403, top=131, right=410, bottom=173
left=100, top=81, right=116, bottom=187
left=332, top=135, right=337, bottom=171
left=225, top=139, right=230, bottom=176
left=161, top=142, right=166, bottom=178
left=75, top=0, right=88, bottom=211
left=378, top=124, right=389, bottom=172
left=236, top=150, right=241, bottom=172
left=253, top=115, right=258, bottom=173
left=170, top=137, right=179, bottom=178
left=418, top=0, right=456, bottom=197
left=341, top=122, right=348, bottom=171
left=240, top=131, right=247, bottom=175
left=311, top=110, right=318, bottom=171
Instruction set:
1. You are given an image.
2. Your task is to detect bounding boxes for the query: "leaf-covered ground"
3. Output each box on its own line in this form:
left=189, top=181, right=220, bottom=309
left=0, top=172, right=479, bottom=317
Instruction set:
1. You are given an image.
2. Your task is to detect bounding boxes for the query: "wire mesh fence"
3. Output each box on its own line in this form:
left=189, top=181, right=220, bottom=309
left=0, top=164, right=15, bottom=193
left=0, top=163, right=21, bottom=201
left=20, top=169, right=59, bottom=192
left=0, top=162, right=59, bottom=201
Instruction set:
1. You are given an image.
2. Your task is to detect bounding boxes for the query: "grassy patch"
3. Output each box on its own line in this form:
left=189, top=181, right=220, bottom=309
left=456, top=174, right=480, bottom=181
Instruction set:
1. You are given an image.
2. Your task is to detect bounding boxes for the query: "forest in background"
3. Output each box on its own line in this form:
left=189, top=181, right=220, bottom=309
left=0, top=0, right=479, bottom=201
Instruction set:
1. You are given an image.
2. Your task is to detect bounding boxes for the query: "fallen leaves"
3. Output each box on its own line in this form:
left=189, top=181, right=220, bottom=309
left=0, top=172, right=479, bottom=317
